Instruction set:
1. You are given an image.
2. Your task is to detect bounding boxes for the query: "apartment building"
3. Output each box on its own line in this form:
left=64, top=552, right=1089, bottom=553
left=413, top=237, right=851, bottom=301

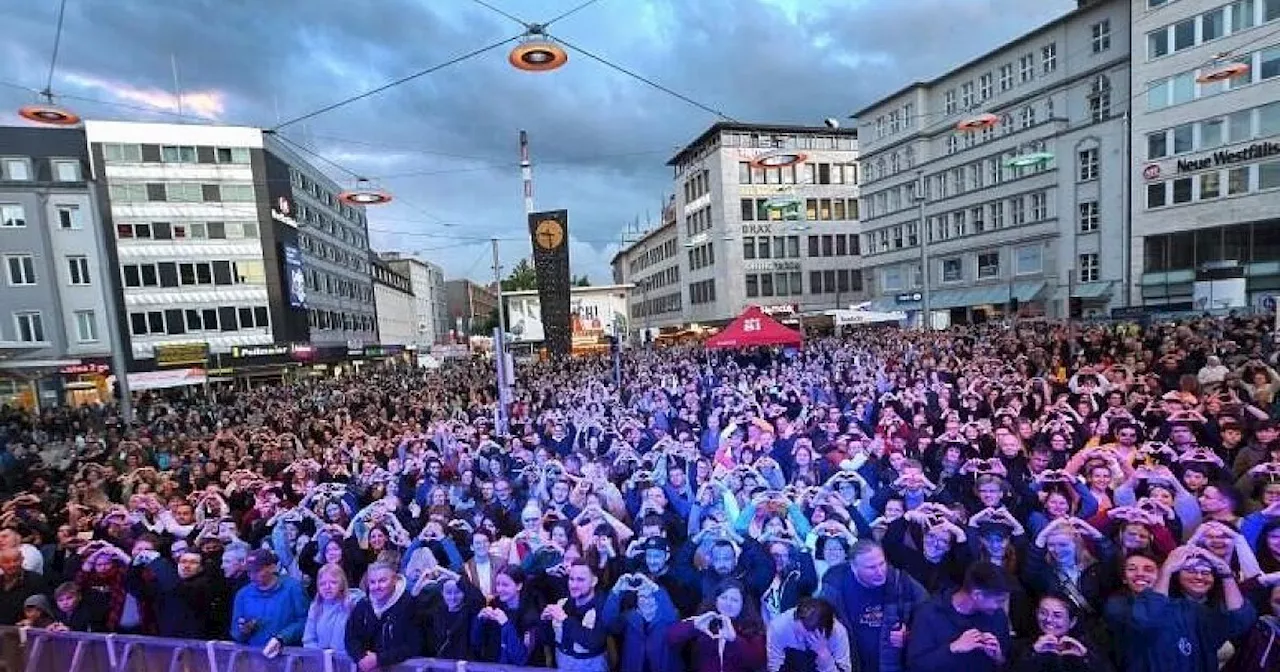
left=381, top=252, right=449, bottom=346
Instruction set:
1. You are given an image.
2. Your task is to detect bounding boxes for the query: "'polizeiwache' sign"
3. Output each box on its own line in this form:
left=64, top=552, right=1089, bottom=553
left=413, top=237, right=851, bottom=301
left=1176, top=141, right=1280, bottom=173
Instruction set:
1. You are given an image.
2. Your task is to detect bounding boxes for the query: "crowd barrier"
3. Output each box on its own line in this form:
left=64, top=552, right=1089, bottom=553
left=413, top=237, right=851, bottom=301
left=0, top=627, right=542, bottom=672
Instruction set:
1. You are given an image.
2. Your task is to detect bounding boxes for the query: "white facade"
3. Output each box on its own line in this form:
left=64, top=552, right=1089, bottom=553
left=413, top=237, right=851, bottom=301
left=1130, top=0, right=1280, bottom=310
left=854, top=0, right=1132, bottom=325
left=614, top=123, right=861, bottom=329
left=83, top=121, right=274, bottom=361
left=381, top=252, right=449, bottom=346
left=611, top=212, right=683, bottom=339
left=373, top=282, right=415, bottom=348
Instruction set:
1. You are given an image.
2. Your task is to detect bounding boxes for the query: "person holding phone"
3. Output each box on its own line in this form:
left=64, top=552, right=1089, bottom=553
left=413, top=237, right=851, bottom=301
left=668, top=579, right=767, bottom=672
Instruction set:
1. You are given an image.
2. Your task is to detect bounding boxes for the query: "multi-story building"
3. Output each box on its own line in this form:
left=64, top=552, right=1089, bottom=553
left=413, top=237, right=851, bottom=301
left=854, top=0, right=1132, bottom=326
left=622, top=123, right=861, bottom=327
left=1130, top=0, right=1280, bottom=310
left=611, top=198, right=683, bottom=341
left=0, top=127, right=118, bottom=409
left=445, top=279, right=498, bottom=337
left=84, top=120, right=376, bottom=374
left=370, top=254, right=415, bottom=347
left=381, top=252, right=449, bottom=346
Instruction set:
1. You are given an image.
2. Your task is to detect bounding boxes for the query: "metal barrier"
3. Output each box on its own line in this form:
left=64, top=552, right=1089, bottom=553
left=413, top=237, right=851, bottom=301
left=0, top=627, right=542, bottom=672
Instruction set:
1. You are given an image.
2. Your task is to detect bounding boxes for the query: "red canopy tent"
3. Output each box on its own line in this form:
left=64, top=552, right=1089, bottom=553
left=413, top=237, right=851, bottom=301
left=705, top=305, right=803, bottom=349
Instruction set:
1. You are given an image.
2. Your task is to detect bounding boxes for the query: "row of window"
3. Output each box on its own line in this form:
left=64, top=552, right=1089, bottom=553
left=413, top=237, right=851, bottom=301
left=304, top=268, right=375, bottom=303
left=116, top=220, right=258, bottom=241
left=1143, top=222, right=1280, bottom=272
left=636, top=265, right=680, bottom=294
left=740, top=198, right=860, bottom=222
left=1146, top=45, right=1280, bottom=111
left=4, top=254, right=93, bottom=287
left=1147, top=101, right=1280, bottom=160
left=1147, top=0, right=1278, bottom=60
left=811, top=269, right=864, bottom=295
left=685, top=205, right=713, bottom=238
left=299, top=232, right=369, bottom=275
left=288, top=168, right=366, bottom=227
left=720, top=132, right=856, bottom=152
left=102, top=143, right=252, bottom=166
left=683, top=170, right=710, bottom=205
left=631, top=291, right=682, bottom=319
left=0, top=203, right=85, bottom=230
left=935, top=251, right=1100, bottom=284
left=121, top=260, right=265, bottom=288
left=0, top=157, right=82, bottom=182
left=736, top=161, right=856, bottom=187
left=744, top=236, right=801, bottom=260
left=688, top=243, right=715, bottom=271
left=308, top=308, right=375, bottom=333
left=745, top=271, right=805, bottom=298
left=689, top=279, right=716, bottom=305
left=292, top=201, right=369, bottom=250
left=880, top=244, right=1044, bottom=292
left=8, top=310, right=95, bottom=344
left=107, top=181, right=255, bottom=204
left=130, top=306, right=270, bottom=337
left=1145, top=160, right=1280, bottom=208
left=628, top=238, right=678, bottom=275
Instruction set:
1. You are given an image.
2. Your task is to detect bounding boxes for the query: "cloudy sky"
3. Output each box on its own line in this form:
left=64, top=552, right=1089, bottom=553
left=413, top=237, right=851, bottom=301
left=0, top=0, right=1076, bottom=283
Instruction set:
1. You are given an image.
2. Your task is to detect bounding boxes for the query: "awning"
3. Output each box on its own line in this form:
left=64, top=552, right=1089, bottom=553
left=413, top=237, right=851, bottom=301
left=108, top=368, right=207, bottom=391
left=870, top=281, right=1047, bottom=312
left=1072, top=281, right=1115, bottom=299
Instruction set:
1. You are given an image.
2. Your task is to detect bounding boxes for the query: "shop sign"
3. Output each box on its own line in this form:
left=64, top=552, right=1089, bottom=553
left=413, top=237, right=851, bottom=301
left=230, top=344, right=290, bottom=358
left=272, top=196, right=299, bottom=228
left=1142, top=164, right=1160, bottom=180
left=154, top=342, right=208, bottom=367
left=362, top=345, right=387, bottom=358
left=743, top=260, right=801, bottom=272
left=741, top=224, right=773, bottom=235
left=1176, top=141, right=1280, bottom=173
left=896, top=292, right=923, bottom=304
left=59, top=362, right=110, bottom=375
left=289, top=344, right=316, bottom=360
left=761, top=304, right=798, bottom=317
left=430, top=344, right=470, bottom=359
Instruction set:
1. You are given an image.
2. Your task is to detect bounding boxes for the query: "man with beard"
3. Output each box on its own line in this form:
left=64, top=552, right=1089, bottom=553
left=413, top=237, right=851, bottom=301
left=154, top=550, right=225, bottom=638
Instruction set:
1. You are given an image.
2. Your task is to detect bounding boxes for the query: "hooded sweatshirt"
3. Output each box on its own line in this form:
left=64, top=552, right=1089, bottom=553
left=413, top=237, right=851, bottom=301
left=1224, top=615, right=1280, bottom=672
left=344, top=576, right=423, bottom=666
left=229, top=575, right=310, bottom=646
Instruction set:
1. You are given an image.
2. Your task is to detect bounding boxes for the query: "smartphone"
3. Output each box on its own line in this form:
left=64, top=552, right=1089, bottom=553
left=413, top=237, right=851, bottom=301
left=76, top=531, right=94, bottom=541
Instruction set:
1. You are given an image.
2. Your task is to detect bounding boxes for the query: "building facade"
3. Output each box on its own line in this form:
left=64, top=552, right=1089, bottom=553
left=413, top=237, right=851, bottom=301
left=1130, top=0, right=1280, bottom=310
left=854, top=0, right=1132, bottom=327
left=381, top=252, right=449, bottom=346
left=445, top=279, right=498, bottom=337
left=612, top=123, right=862, bottom=330
left=371, top=254, right=415, bottom=347
left=0, top=127, right=118, bottom=409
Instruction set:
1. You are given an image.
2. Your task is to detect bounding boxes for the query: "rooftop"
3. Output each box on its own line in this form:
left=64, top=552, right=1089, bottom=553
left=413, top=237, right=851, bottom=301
left=667, top=121, right=857, bottom=167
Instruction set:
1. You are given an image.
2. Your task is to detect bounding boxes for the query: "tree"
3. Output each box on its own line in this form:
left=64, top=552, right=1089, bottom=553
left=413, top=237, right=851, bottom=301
left=572, top=274, right=591, bottom=287
left=502, top=257, right=538, bottom=292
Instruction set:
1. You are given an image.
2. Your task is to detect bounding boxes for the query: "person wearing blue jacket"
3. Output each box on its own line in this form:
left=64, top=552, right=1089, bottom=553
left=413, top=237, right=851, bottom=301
left=344, top=561, right=423, bottom=671
left=1104, top=547, right=1255, bottom=672
left=601, top=572, right=678, bottom=672
left=821, top=540, right=927, bottom=672
left=229, top=549, right=309, bottom=656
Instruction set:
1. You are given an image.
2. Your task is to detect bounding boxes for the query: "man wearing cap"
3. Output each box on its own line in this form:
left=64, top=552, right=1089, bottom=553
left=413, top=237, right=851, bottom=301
left=229, top=549, right=308, bottom=657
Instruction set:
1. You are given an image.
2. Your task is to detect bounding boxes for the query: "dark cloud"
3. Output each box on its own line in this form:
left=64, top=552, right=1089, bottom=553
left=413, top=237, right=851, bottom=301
left=1, top=0, right=1076, bottom=281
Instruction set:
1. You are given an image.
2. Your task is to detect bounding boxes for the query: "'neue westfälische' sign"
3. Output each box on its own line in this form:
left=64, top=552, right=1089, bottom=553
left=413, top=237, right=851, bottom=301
left=1177, top=141, right=1280, bottom=173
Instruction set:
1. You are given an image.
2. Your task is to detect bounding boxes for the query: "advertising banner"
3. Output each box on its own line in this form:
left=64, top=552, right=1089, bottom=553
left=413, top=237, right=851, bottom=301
left=284, top=245, right=306, bottom=308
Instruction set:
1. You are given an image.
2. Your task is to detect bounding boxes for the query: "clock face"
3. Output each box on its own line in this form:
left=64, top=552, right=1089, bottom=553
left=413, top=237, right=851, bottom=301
left=535, top=219, right=564, bottom=250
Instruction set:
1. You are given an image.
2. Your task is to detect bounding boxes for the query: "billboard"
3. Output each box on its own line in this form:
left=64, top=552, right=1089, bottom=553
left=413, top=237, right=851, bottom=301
left=528, top=209, right=571, bottom=356
left=283, top=244, right=306, bottom=308
left=505, top=287, right=630, bottom=350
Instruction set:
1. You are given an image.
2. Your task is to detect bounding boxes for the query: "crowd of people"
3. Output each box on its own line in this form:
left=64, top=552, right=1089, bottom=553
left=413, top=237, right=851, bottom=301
left=1, top=314, right=1279, bottom=672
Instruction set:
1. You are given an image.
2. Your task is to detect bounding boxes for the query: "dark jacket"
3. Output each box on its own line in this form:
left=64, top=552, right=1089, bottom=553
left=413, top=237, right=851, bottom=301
left=545, top=592, right=609, bottom=662
left=0, top=572, right=46, bottom=625
left=905, top=590, right=1012, bottom=672
left=344, top=578, right=423, bottom=666
left=603, top=587, right=679, bottom=672
left=667, top=619, right=768, bottom=672
left=151, top=560, right=225, bottom=639
left=1224, top=615, right=1280, bottom=672
left=1104, top=590, right=1255, bottom=672
left=821, top=564, right=928, bottom=672
left=420, top=586, right=479, bottom=660
left=1009, top=632, right=1114, bottom=672
left=470, top=598, right=540, bottom=665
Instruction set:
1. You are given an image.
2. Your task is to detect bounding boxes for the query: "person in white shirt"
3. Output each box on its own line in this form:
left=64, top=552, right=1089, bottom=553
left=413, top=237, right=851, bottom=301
left=767, top=597, right=856, bottom=672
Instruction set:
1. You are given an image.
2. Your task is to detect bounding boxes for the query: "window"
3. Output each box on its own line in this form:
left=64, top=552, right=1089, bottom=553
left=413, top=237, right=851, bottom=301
left=1078, top=148, right=1099, bottom=181
left=1229, top=109, right=1253, bottom=142
left=1172, top=177, right=1194, bottom=203
left=102, top=144, right=143, bottom=162
left=1261, top=160, right=1280, bottom=189
left=1200, top=171, right=1221, bottom=199
left=1079, top=253, right=1100, bottom=283
left=999, top=64, right=1014, bottom=91
left=1149, top=28, right=1170, bottom=59
left=1089, top=76, right=1112, bottom=122
left=944, top=89, right=957, bottom=114
left=1174, top=18, right=1196, bottom=50
left=942, top=258, right=963, bottom=282
left=1011, top=197, right=1026, bottom=225
left=1092, top=19, right=1111, bottom=53
left=6, top=255, right=36, bottom=285
left=74, top=310, right=98, bottom=342
left=215, top=147, right=252, bottom=164
left=961, top=82, right=974, bottom=109
left=1079, top=201, right=1100, bottom=232
left=1042, top=43, right=1057, bottom=73
left=1202, top=119, right=1224, bottom=149
left=1030, top=192, right=1047, bottom=220
left=67, top=256, right=90, bottom=285
left=979, top=73, right=992, bottom=100
left=1148, top=182, right=1168, bottom=208
left=1, top=204, right=26, bottom=228
left=51, top=160, right=80, bottom=182
left=161, top=146, right=197, bottom=163
left=1020, top=106, right=1036, bottom=128
left=1, top=158, right=30, bottom=181
left=973, top=252, right=998, bottom=280
left=743, top=238, right=756, bottom=260
left=990, top=202, right=1005, bottom=229
left=50, top=204, right=81, bottom=230
left=1015, top=245, right=1043, bottom=275
left=1203, top=8, right=1226, bottom=41
left=1260, top=102, right=1280, bottom=136
left=882, top=267, right=903, bottom=291
left=14, top=312, right=43, bottom=342
left=1019, top=54, right=1035, bottom=82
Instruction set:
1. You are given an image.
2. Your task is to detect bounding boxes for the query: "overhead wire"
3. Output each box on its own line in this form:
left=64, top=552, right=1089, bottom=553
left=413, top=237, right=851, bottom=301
left=44, top=0, right=69, bottom=96
left=466, top=0, right=531, bottom=29
left=543, top=0, right=608, bottom=27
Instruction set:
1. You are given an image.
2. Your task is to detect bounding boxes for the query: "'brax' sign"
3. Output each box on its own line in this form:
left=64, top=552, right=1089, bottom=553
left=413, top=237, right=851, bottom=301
left=1176, top=142, right=1280, bottom=173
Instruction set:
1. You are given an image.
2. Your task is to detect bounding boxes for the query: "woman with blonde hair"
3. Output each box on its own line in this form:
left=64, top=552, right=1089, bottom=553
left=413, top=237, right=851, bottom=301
left=302, top=564, right=361, bottom=650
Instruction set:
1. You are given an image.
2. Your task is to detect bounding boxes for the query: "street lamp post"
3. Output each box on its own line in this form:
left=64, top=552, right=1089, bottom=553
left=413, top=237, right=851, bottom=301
left=915, top=170, right=931, bottom=330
